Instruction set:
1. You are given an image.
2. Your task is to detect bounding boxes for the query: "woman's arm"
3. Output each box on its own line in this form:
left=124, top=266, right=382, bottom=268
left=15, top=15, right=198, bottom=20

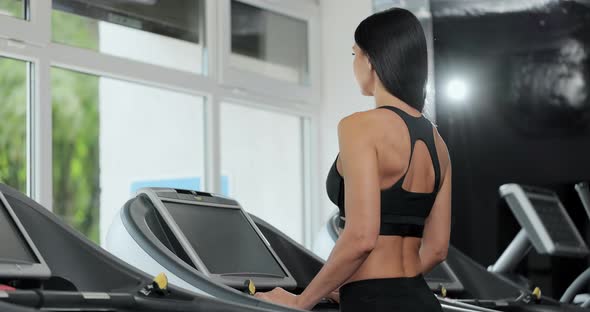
left=326, top=289, right=340, bottom=303
left=295, top=114, right=381, bottom=310
left=419, top=139, right=452, bottom=274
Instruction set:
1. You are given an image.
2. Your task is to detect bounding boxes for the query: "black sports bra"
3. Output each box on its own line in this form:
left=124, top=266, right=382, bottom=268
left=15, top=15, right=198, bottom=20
left=326, top=105, right=441, bottom=238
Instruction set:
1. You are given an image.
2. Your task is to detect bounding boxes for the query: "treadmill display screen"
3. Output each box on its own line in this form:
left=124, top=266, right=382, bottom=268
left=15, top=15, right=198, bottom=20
left=0, top=199, right=37, bottom=264
left=529, top=197, right=580, bottom=247
left=164, top=201, right=286, bottom=277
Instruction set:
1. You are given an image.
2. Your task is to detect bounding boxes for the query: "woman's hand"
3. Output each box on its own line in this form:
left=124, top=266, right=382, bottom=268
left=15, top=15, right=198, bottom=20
left=254, top=287, right=302, bottom=310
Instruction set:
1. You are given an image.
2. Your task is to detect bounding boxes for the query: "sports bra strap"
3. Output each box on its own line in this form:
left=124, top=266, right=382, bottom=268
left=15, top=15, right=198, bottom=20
left=376, top=105, right=442, bottom=192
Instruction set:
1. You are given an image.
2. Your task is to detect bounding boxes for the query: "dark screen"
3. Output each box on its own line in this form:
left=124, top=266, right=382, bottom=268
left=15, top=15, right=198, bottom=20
left=529, top=197, right=582, bottom=247
left=0, top=199, right=36, bottom=264
left=164, top=201, right=286, bottom=276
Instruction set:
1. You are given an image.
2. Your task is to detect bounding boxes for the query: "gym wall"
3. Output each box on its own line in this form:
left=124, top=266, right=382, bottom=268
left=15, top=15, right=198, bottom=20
left=433, top=0, right=590, bottom=297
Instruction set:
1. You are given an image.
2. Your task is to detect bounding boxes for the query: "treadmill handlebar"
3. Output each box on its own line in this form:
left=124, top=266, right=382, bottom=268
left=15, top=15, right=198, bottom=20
left=575, top=182, right=590, bottom=221
left=488, top=229, right=532, bottom=274
left=561, top=266, right=590, bottom=303
left=0, top=290, right=135, bottom=309
left=562, top=182, right=590, bottom=304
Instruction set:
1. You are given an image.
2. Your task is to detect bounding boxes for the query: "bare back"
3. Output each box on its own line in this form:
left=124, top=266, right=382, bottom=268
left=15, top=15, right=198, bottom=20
left=336, top=105, right=452, bottom=283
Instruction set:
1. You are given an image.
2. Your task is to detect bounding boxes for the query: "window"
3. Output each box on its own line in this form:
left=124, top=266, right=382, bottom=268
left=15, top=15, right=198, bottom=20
left=230, top=0, right=309, bottom=84
left=52, top=67, right=206, bottom=244
left=0, top=57, right=28, bottom=193
left=52, top=0, right=206, bottom=74
left=221, top=102, right=304, bottom=243
left=0, top=0, right=319, bottom=249
left=0, top=0, right=26, bottom=19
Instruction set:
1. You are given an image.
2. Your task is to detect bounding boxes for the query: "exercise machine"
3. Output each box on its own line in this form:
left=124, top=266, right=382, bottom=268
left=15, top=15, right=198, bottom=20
left=488, top=183, right=590, bottom=309
left=106, top=187, right=493, bottom=312
left=559, top=182, right=590, bottom=307
left=489, top=183, right=588, bottom=275
left=0, top=183, right=290, bottom=312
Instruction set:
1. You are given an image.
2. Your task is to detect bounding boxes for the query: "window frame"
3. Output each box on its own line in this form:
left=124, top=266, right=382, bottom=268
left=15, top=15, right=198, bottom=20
left=0, top=1, right=50, bottom=46
left=218, top=0, right=320, bottom=103
left=0, top=0, right=321, bottom=248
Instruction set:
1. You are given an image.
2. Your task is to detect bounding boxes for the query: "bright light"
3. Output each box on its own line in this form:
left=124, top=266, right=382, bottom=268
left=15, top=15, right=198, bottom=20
left=447, top=79, right=468, bottom=102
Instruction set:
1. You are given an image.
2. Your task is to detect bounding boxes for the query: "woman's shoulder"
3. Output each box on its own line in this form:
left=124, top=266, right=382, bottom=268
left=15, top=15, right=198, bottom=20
left=339, top=108, right=399, bottom=131
left=337, top=110, right=385, bottom=142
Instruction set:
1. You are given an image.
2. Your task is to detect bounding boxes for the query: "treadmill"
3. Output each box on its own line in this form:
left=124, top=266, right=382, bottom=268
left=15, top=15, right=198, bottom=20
left=490, top=183, right=588, bottom=274
left=0, top=190, right=43, bottom=312
left=559, top=182, right=590, bottom=306
left=107, top=187, right=493, bottom=312
left=487, top=183, right=590, bottom=310
left=0, top=183, right=287, bottom=312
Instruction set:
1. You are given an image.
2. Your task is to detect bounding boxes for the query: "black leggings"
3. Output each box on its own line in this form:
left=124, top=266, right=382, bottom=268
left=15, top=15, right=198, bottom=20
left=339, top=274, right=443, bottom=312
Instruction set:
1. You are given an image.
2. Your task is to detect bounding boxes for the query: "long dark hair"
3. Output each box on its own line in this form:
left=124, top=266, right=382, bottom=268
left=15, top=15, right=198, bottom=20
left=355, top=8, right=428, bottom=112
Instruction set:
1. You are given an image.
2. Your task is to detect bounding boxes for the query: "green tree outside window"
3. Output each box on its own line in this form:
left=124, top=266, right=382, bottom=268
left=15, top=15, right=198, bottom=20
left=0, top=0, right=102, bottom=244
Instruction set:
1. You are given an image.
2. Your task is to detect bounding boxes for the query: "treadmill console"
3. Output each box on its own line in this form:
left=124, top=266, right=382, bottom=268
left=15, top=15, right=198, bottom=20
left=138, top=187, right=297, bottom=290
left=0, top=191, right=51, bottom=280
left=499, top=184, right=588, bottom=257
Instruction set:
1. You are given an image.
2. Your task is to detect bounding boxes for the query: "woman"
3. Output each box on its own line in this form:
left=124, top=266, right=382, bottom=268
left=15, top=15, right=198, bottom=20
left=255, top=8, right=451, bottom=312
